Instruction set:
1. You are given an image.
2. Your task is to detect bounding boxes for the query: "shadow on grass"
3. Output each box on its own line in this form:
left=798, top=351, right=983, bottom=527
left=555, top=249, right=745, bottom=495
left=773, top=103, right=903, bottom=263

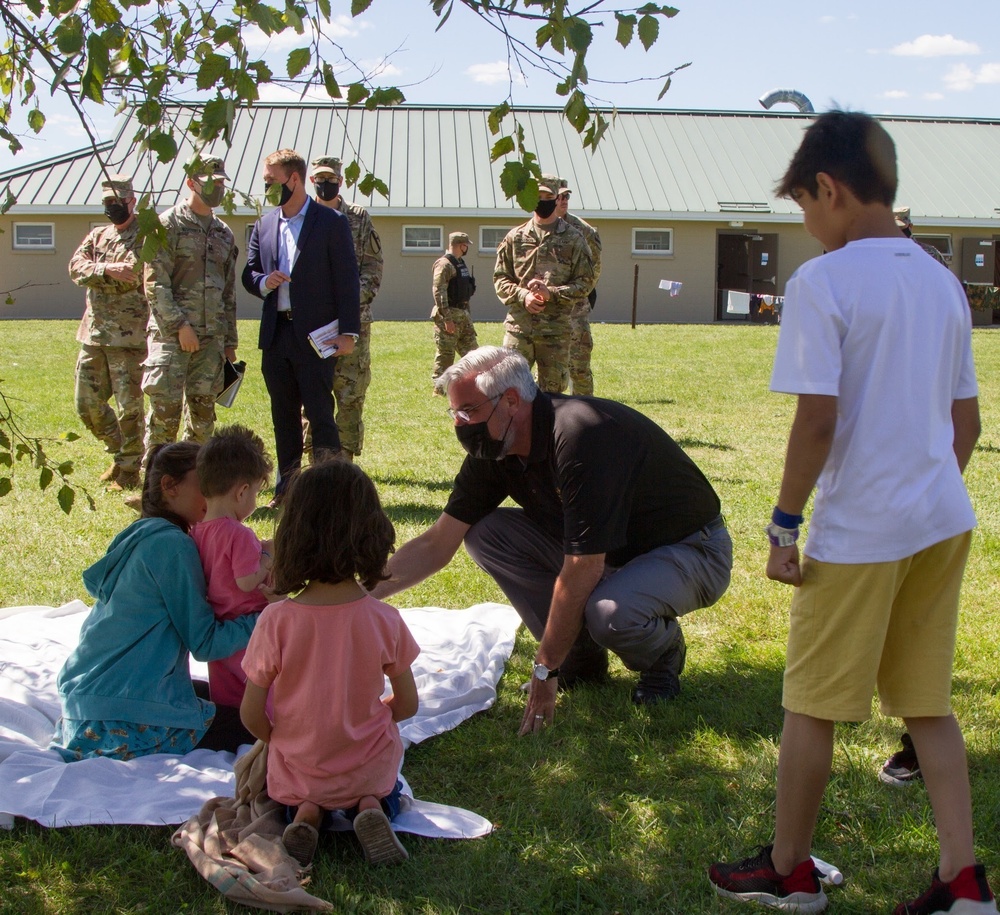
left=368, top=473, right=455, bottom=493
left=674, top=437, right=734, bottom=452
left=384, top=501, right=444, bottom=527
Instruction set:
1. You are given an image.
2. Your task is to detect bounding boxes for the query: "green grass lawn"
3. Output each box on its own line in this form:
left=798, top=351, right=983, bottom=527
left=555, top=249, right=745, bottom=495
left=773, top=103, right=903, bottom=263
left=1, top=321, right=998, bottom=914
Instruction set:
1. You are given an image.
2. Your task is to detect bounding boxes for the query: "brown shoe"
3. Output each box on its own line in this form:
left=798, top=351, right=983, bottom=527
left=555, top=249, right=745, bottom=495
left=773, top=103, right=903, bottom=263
left=99, top=464, right=119, bottom=483
left=106, top=469, right=142, bottom=492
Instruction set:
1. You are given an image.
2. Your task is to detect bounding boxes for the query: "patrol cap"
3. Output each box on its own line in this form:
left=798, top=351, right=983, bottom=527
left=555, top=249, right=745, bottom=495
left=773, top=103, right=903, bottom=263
left=101, top=174, right=134, bottom=200
left=311, top=156, right=343, bottom=179
left=189, top=156, right=228, bottom=179
left=449, top=232, right=471, bottom=246
left=558, top=176, right=573, bottom=195
left=893, top=206, right=912, bottom=229
left=538, top=173, right=561, bottom=195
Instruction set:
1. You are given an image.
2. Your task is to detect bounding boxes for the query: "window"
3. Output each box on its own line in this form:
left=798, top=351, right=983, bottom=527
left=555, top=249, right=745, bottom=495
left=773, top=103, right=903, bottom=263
left=913, top=234, right=953, bottom=262
left=479, top=226, right=510, bottom=253
left=632, top=228, right=673, bottom=256
left=13, top=223, right=55, bottom=250
left=402, top=226, right=443, bottom=252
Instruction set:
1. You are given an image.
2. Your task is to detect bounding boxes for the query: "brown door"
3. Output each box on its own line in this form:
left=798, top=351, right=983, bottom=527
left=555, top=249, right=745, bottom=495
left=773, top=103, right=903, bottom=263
left=716, top=232, right=779, bottom=321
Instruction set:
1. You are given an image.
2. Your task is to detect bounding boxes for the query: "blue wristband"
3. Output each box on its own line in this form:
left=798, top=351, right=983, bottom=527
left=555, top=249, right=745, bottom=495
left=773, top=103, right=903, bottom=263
left=772, top=506, right=804, bottom=528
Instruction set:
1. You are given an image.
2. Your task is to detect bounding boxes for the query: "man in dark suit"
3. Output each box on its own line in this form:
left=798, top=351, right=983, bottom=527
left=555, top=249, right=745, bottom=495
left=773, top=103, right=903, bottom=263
left=242, top=149, right=361, bottom=502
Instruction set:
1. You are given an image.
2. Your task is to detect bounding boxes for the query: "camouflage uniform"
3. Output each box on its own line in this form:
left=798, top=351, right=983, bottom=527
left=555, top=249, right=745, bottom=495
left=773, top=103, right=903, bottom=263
left=142, top=200, right=237, bottom=451
left=69, top=212, right=147, bottom=476
left=331, top=196, right=382, bottom=457
left=431, top=236, right=479, bottom=380
left=562, top=209, right=601, bottom=396
left=494, top=217, right=594, bottom=393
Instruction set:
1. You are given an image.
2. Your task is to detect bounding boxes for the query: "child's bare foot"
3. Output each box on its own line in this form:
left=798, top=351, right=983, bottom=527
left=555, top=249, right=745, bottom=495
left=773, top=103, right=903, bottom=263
left=354, top=798, right=407, bottom=866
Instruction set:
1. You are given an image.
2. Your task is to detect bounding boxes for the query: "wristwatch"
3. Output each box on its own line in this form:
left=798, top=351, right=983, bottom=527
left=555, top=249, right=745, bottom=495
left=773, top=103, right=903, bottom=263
left=533, top=662, right=561, bottom=682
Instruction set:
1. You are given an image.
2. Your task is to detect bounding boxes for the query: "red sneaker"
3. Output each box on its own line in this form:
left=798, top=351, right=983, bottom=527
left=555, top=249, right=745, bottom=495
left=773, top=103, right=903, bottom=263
left=709, top=844, right=828, bottom=912
left=894, top=865, right=998, bottom=915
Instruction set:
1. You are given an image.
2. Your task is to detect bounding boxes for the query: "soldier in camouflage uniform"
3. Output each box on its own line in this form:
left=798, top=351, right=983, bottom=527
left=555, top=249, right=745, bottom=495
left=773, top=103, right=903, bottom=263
left=556, top=178, right=601, bottom=396
left=431, top=231, right=479, bottom=382
left=494, top=175, right=594, bottom=393
left=894, top=207, right=949, bottom=266
left=142, top=157, right=238, bottom=457
left=308, top=155, right=383, bottom=460
left=69, top=174, right=148, bottom=490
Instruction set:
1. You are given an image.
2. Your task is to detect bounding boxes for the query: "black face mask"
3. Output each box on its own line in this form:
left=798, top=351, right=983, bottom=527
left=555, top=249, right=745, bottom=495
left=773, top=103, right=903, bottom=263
left=265, top=180, right=294, bottom=207
left=454, top=399, right=513, bottom=461
left=534, top=199, right=557, bottom=219
left=104, top=201, right=131, bottom=225
left=316, top=180, right=340, bottom=201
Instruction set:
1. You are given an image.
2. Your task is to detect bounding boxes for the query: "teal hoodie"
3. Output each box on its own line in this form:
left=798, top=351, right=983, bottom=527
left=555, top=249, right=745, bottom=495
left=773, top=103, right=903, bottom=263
left=57, top=517, right=258, bottom=730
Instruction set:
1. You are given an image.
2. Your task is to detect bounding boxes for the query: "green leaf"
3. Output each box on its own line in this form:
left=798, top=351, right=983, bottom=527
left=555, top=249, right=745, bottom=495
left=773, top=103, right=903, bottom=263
left=136, top=100, right=162, bottom=127
left=322, top=63, right=341, bottom=99
left=317, top=0, right=330, bottom=20
left=346, top=82, right=369, bottom=107
left=90, top=0, right=121, bottom=28
left=535, top=23, right=553, bottom=50
left=344, top=160, right=361, bottom=186
left=27, top=109, right=45, bottom=133
left=564, top=17, right=592, bottom=53
left=0, top=478, right=11, bottom=498
left=57, top=485, right=75, bottom=515
left=197, top=53, right=229, bottom=90
left=286, top=47, right=311, bottom=79
left=637, top=14, right=660, bottom=51
left=145, top=129, right=177, bottom=163
left=39, top=466, right=53, bottom=490
left=490, top=136, right=515, bottom=161
left=433, top=0, right=453, bottom=31
left=54, top=15, right=85, bottom=56
left=283, top=5, right=304, bottom=33
left=234, top=69, right=259, bottom=103
left=615, top=13, right=636, bottom=49
left=657, top=77, right=672, bottom=101
left=488, top=102, right=510, bottom=136
left=80, top=34, right=110, bottom=103
left=199, top=97, right=235, bottom=143
left=22, top=0, right=42, bottom=15
left=351, top=0, right=373, bottom=14
left=365, top=87, right=404, bottom=109
left=564, top=90, right=589, bottom=133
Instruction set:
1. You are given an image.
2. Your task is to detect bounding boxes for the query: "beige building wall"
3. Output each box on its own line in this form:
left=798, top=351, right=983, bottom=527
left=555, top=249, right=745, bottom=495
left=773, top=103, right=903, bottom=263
left=1, top=211, right=987, bottom=325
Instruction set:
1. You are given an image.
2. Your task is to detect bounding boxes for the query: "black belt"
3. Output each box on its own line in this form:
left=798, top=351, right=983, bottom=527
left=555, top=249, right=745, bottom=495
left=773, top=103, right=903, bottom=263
left=278, top=310, right=293, bottom=321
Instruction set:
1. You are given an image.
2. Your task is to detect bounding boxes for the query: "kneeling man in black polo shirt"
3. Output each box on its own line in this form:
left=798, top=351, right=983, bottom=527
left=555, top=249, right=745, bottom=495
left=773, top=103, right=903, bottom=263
left=371, top=346, right=732, bottom=735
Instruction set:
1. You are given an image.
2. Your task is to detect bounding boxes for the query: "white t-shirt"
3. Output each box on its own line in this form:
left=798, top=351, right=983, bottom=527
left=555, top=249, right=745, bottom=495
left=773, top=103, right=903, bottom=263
left=771, top=237, right=977, bottom=563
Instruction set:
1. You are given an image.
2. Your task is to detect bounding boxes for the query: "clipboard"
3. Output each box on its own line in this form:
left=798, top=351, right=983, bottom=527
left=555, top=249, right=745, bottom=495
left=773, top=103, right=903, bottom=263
left=216, top=359, right=246, bottom=408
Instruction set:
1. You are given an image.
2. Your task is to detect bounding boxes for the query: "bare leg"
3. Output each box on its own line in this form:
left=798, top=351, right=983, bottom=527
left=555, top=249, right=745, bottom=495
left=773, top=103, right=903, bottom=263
left=905, top=714, right=976, bottom=881
left=293, top=799, right=324, bottom=828
left=771, top=710, right=835, bottom=875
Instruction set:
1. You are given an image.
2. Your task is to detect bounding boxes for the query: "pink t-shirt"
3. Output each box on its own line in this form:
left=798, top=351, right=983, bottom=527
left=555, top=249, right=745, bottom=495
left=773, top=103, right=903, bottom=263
left=192, top=517, right=270, bottom=708
left=242, top=594, right=420, bottom=809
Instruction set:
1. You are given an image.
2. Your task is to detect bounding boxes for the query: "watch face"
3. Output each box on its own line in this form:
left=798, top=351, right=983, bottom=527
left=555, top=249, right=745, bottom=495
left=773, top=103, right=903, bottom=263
left=533, top=663, right=549, bottom=681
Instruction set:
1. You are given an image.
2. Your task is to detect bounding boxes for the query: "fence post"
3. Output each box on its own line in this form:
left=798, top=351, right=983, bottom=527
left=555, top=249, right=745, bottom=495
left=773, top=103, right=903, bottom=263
left=631, top=264, right=639, bottom=329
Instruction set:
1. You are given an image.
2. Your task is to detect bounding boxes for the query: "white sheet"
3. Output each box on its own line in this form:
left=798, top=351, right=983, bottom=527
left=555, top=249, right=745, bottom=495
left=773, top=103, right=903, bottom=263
left=0, top=600, right=520, bottom=833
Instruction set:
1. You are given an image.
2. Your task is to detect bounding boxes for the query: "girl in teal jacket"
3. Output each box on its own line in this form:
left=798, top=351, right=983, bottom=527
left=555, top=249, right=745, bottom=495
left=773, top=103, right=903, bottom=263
left=52, top=441, right=259, bottom=761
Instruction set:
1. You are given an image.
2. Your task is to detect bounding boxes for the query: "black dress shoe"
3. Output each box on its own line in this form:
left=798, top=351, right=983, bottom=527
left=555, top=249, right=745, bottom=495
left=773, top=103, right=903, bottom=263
left=632, top=622, right=686, bottom=705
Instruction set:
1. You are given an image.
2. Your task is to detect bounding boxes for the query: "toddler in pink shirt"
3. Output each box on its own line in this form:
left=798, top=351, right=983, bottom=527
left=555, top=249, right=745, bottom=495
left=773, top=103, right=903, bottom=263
left=193, top=425, right=275, bottom=711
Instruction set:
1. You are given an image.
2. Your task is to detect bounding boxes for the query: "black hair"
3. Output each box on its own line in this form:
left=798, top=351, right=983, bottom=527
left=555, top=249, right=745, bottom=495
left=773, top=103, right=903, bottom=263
left=140, top=441, right=201, bottom=532
left=271, top=461, right=395, bottom=594
left=776, top=110, right=897, bottom=206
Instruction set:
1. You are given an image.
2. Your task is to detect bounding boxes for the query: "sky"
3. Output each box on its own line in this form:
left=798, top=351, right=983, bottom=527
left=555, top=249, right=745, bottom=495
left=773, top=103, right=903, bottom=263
left=2, top=0, right=999, bottom=173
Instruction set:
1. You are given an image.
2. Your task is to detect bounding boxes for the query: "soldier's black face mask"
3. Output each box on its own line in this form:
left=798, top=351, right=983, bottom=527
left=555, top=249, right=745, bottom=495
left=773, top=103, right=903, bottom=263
left=197, top=180, right=225, bottom=208
left=104, top=201, right=131, bottom=225
left=315, top=180, right=340, bottom=201
left=534, top=198, right=557, bottom=219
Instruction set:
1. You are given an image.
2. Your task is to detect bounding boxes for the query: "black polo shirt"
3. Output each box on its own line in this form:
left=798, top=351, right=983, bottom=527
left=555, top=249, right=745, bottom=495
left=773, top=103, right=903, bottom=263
left=444, top=393, right=721, bottom=566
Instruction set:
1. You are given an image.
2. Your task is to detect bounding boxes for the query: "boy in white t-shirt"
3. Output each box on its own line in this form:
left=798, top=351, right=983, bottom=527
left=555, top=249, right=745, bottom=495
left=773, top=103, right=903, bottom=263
left=709, top=111, right=996, bottom=915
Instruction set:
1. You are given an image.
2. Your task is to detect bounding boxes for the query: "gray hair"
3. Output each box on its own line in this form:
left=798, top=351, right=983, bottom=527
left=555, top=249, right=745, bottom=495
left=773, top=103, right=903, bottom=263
left=435, top=346, right=538, bottom=402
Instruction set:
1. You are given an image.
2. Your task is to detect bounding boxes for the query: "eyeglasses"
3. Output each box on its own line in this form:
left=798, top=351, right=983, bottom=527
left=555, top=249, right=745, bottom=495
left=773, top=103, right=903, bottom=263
left=313, top=176, right=337, bottom=184
left=447, top=395, right=499, bottom=424
left=557, top=192, right=571, bottom=200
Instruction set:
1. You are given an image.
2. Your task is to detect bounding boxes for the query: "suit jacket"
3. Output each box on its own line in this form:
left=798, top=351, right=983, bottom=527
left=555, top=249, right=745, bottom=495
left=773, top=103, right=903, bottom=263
left=242, top=200, right=361, bottom=351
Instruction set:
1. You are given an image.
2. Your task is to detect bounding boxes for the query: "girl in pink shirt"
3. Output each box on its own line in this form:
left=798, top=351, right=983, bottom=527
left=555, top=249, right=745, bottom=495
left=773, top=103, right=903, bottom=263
left=240, top=461, right=420, bottom=868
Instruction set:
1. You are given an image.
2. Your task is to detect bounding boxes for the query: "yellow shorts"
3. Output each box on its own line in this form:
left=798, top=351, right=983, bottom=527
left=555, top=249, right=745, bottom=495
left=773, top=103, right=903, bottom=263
left=782, top=531, right=972, bottom=721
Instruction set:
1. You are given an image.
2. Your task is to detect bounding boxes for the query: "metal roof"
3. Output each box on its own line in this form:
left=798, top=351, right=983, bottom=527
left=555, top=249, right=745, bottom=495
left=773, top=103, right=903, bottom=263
left=3, top=104, right=1000, bottom=226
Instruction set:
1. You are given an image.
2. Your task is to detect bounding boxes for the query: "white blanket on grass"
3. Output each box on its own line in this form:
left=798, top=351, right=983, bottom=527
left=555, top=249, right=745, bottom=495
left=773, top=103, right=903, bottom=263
left=0, top=600, right=520, bottom=835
